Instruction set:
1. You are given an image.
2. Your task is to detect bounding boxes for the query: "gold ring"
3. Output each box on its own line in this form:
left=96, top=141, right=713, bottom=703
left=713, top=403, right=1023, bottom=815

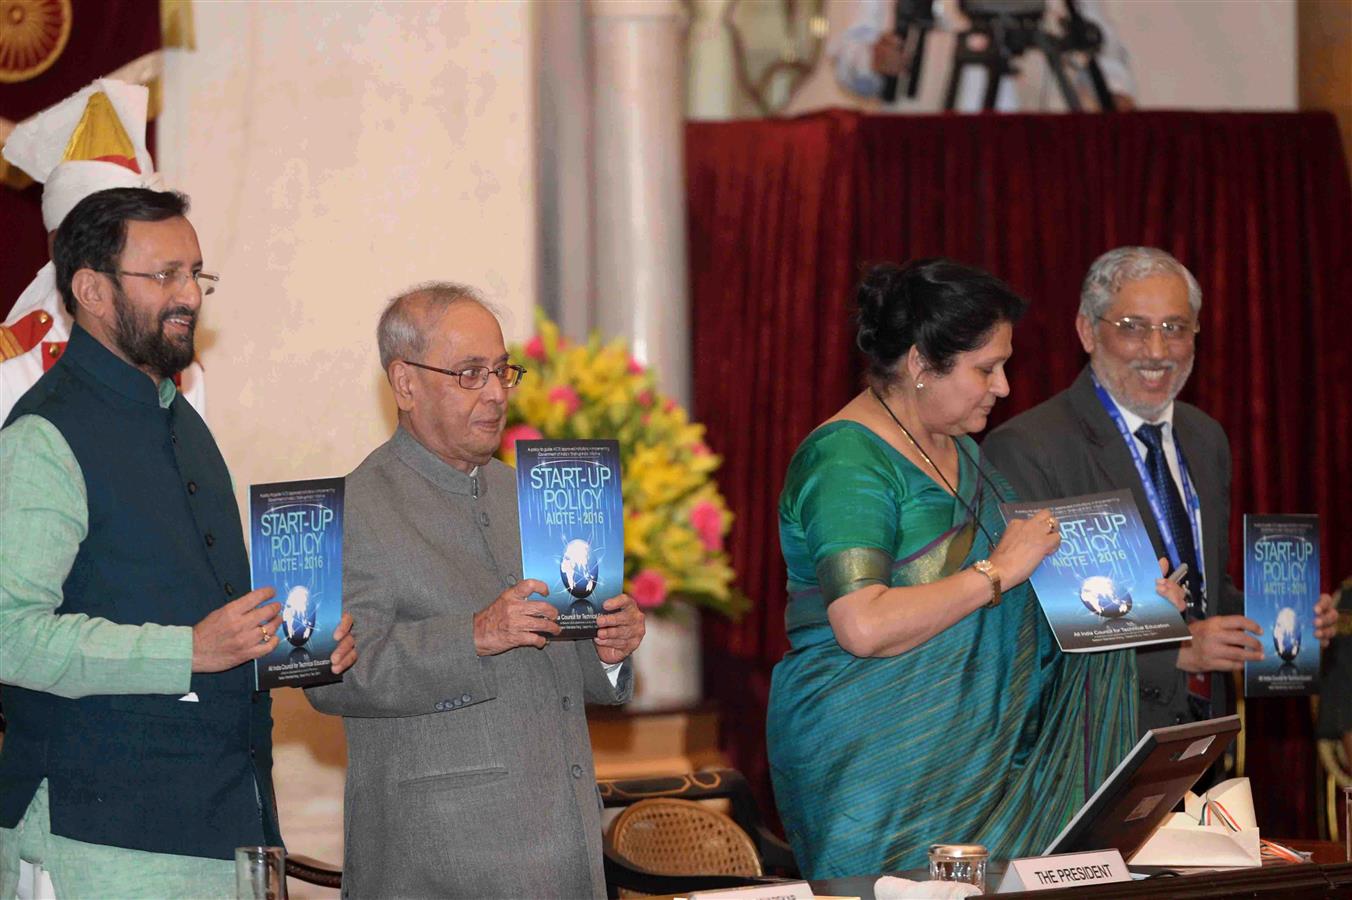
left=259, top=626, right=269, bottom=645
left=1047, top=517, right=1059, bottom=534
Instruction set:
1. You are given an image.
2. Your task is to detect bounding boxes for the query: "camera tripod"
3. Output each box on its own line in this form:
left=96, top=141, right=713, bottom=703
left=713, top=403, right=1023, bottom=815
left=942, top=0, right=1117, bottom=112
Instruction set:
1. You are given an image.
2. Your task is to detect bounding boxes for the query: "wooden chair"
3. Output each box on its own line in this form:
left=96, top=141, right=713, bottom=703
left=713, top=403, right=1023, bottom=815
left=284, top=767, right=800, bottom=895
left=285, top=853, right=342, bottom=890
left=599, top=768, right=800, bottom=898
left=1317, top=738, right=1349, bottom=843
left=611, top=798, right=762, bottom=897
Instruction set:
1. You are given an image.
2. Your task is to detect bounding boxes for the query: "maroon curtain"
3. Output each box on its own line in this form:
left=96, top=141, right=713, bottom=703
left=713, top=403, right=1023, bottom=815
left=689, top=110, right=1352, bottom=838
left=688, top=113, right=860, bottom=811
left=0, top=0, right=160, bottom=317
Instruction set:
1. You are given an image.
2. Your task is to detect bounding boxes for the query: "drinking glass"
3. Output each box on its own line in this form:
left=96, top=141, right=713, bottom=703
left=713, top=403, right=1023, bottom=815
left=235, top=845, right=287, bottom=900
left=928, top=843, right=989, bottom=892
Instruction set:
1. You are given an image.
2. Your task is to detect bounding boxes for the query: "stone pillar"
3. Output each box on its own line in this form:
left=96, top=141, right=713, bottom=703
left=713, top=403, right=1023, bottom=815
left=535, top=0, right=595, bottom=339
left=590, top=1, right=700, bottom=710
left=589, top=0, right=691, bottom=406
left=686, top=0, right=740, bottom=120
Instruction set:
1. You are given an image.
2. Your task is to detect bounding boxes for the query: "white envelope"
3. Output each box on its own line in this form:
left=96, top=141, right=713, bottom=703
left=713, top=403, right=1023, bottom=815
left=1128, top=778, right=1262, bottom=868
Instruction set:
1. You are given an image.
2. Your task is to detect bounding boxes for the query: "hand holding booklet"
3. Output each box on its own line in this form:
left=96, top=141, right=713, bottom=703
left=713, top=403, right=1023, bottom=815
left=249, top=477, right=346, bottom=689
left=1243, top=513, right=1321, bottom=697
left=515, top=439, right=625, bottom=639
left=1000, top=490, right=1190, bottom=653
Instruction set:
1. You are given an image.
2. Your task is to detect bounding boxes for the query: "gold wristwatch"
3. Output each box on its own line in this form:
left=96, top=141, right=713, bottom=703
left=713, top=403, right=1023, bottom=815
left=972, top=559, right=1002, bottom=609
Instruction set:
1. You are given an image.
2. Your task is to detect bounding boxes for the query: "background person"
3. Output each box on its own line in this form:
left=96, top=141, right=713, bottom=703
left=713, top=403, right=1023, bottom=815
left=1316, top=578, right=1352, bottom=772
left=832, top=0, right=1134, bottom=111
left=1, top=78, right=205, bottom=425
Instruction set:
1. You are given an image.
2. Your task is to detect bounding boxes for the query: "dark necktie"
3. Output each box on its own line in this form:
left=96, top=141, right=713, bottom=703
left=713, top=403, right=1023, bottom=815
left=1135, top=423, right=1203, bottom=616
left=1136, top=422, right=1211, bottom=714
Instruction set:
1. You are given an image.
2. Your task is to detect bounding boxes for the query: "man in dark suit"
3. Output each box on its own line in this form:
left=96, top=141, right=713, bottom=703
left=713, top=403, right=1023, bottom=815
left=984, top=247, right=1335, bottom=736
left=1316, top=579, right=1352, bottom=766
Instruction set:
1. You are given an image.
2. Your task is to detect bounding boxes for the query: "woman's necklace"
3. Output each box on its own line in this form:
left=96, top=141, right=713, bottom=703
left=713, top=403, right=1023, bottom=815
left=870, top=387, right=1003, bottom=546
left=870, top=387, right=960, bottom=494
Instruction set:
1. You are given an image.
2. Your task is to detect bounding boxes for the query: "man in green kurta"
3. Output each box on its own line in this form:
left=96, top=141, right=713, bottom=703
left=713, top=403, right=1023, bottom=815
left=0, top=188, right=355, bottom=898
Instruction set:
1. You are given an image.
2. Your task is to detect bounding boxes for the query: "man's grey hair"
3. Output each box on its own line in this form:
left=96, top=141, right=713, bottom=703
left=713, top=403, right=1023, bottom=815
left=1079, top=247, right=1203, bottom=321
left=376, top=281, right=501, bottom=371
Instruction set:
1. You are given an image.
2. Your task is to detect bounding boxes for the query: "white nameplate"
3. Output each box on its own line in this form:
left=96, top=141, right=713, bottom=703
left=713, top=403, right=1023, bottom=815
left=998, top=850, right=1129, bottom=893
left=689, top=881, right=814, bottom=900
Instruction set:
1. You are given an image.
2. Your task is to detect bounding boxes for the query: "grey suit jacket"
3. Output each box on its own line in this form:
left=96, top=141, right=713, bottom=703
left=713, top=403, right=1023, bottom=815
left=982, top=367, right=1243, bottom=735
left=307, top=427, right=631, bottom=900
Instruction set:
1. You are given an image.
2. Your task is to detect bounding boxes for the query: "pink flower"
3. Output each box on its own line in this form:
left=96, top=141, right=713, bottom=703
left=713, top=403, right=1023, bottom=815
left=691, top=442, right=711, bottom=457
left=523, top=336, right=546, bottom=361
left=500, top=424, right=543, bottom=458
left=548, top=385, right=581, bottom=415
left=689, top=500, right=724, bottom=552
left=636, top=390, right=654, bottom=408
left=627, top=357, right=645, bottom=375
left=664, top=398, right=677, bottom=413
left=630, top=569, right=669, bottom=609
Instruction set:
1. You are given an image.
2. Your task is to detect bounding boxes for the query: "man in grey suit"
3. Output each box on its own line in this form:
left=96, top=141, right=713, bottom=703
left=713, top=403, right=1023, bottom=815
left=307, top=283, right=645, bottom=899
left=984, top=247, right=1335, bottom=736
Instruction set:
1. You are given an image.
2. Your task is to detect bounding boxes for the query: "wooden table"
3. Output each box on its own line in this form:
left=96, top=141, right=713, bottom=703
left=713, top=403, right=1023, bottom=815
left=803, top=842, right=1352, bottom=899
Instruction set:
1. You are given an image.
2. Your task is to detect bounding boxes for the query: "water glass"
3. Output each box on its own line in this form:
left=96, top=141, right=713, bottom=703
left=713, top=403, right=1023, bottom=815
left=235, top=845, right=287, bottom=900
left=928, top=843, right=989, bottom=892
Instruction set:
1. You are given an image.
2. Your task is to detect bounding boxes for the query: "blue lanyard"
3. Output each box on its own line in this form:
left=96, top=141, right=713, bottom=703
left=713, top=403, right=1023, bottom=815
left=1089, top=371, right=1205, bottom=592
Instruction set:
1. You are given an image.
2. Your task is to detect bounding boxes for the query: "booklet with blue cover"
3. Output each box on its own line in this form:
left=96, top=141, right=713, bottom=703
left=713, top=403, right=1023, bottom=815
left=1243, top=514, right=1320, bottom=697
left=249, top=477, right=345, bottom=689
left=515, top=439, right=624, bottom=639
left=1000, top=490, right=1191, bottom=653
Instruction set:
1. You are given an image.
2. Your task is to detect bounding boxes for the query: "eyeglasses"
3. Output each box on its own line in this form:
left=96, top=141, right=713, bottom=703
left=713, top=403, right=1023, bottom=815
left=403, top=360, right=527, bottom=389
left=102, top=269, right=219, bottom=296
left=1096, top=315, right=1198, bottom=342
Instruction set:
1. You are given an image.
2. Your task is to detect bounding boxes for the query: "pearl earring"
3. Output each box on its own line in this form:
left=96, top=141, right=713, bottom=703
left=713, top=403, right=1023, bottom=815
left=915, top=381, right=925, bottom=390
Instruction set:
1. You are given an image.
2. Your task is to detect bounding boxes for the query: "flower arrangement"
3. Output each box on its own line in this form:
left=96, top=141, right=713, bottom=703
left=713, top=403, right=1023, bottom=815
left=498, top=313, right=745, bottom=618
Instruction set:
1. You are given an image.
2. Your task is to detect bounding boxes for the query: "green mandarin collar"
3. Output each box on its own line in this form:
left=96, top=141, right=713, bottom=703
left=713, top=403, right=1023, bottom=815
left=64, top=324, right=173, bottom=409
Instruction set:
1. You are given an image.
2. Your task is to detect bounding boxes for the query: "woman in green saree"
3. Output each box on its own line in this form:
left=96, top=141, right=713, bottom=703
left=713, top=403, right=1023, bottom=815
left=767, top=260, right=1182, bottom=879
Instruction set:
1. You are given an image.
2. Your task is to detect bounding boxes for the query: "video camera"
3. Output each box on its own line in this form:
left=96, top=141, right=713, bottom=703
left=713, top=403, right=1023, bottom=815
left=880, top=0, right=1117, bottom=112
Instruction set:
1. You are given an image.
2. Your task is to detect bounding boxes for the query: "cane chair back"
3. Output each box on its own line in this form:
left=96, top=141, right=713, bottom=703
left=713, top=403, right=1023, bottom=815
left=1318, top=738, right=1349, bottom=842
left=611, top=798, right=763, bottom=897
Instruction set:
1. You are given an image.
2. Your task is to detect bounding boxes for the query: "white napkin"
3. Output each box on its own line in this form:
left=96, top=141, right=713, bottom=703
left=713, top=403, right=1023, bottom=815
left=1128, top=777, right=1261, bottom=867
left=873, top=876, right=982, bottom=899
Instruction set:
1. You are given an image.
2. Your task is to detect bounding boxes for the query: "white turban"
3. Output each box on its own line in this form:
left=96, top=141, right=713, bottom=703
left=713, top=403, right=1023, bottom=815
left=2, top=78, right=161, bottom=232
left=41, top=162, right=163, bottom=232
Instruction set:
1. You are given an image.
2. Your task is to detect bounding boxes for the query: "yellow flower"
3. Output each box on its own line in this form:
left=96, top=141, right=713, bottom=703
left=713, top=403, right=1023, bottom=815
left=653, top=525, right=704, bottom=574
left=624, top=510, right=661, bottom=561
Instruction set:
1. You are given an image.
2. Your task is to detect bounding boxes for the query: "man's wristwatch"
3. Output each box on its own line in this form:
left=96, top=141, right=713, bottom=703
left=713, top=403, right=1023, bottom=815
left=972, top=559, right=1002, bottom=609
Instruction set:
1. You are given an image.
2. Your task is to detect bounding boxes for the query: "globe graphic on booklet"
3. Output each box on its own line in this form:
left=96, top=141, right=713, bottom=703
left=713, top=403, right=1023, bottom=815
left=1271, top=606, right=1301, bottom=662
left=560, top=538, right=600, bottom=599
left=1079, top=575, right=1133, bottom=619
left=282, top=584, right=318, bottom=647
